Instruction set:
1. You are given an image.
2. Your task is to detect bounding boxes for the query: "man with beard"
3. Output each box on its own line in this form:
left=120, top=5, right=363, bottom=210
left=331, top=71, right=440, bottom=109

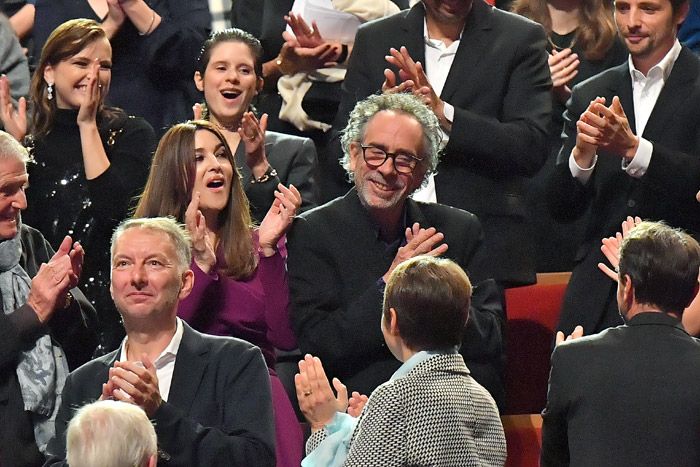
left=548, top=0, right=700, bottom=336
left=287, top=93, right=506, bottom=408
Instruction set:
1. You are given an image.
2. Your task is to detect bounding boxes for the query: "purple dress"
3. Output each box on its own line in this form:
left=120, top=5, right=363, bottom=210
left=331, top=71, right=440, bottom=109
left=177, top=233, right=302, bottom=467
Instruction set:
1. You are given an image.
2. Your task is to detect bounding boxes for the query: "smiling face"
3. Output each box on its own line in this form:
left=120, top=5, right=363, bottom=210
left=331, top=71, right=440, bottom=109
left=0, top=157, right=28, bottom=239
left=110, top=228, right=193, bottom=328
left=191, top=128, right=235, bottom=216
left=194, top=41, right=262, bottom=126
left=350, top=110, right=427, bottom=216
left=614, top=0, right=687, bottom=71
left=43, top=37, right=112, bottom=110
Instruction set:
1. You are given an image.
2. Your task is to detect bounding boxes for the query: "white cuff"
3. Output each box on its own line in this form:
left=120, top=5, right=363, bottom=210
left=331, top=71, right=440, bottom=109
left=569, top=151, right=598, bottom=185
left=622, top=137, right=652, bottom=178
left=442, top=102, right=454, bottom=123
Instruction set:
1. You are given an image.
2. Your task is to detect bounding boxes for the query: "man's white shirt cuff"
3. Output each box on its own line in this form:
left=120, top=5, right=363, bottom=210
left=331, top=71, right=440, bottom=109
left=622, top=137, right=652, bottom=178
left=569, top=151, right=598, bottom=184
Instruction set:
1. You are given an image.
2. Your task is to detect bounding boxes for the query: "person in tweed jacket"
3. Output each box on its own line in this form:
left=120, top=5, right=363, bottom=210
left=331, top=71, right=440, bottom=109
left=296, top=256, right=507, bottom=467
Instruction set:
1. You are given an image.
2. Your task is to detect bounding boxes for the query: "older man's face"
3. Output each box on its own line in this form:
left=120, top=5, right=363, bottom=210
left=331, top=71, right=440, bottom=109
left=349, top=110, right=427, bottom=212
left=110, top=228, right=191, bottom=328
left=0, top=157, right=28, bottom=240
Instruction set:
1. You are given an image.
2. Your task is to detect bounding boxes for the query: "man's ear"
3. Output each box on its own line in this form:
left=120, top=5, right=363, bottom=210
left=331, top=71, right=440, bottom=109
left=620, top=273, right=634, bottom=306
left=194, top=71, right=204, bottom=92
left=675, top=0, right=690, bottom=27
left=179, top=270, right=195, bottom=300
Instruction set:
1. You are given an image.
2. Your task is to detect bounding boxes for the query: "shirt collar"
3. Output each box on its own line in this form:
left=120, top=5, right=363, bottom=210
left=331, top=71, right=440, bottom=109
left=118, top=317, right=184, bottom=368
left=389, top=347, right=459, bottom=382
left=628, top=39, right=682, bottom=81
left=423, top=18, right=463, bottom=48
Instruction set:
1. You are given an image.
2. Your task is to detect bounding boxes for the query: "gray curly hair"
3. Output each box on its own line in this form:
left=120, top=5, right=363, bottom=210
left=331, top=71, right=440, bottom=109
left=340, top=93, right=442, bottom=185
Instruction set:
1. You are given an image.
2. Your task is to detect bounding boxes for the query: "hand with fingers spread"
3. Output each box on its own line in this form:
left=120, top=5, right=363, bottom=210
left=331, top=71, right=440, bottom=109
left=347, top=391, right=368, bottom=418
left=27, top=235, right=83, bottom=322
left=277, top=41, right=338, bottom=75
left=572, top=96, right=607, bottom=168
left=258, top=184, right=302, bottom=257
left=549, top=48, right=579, bottom=103
left=238, top=111, right=269, bottom=177
left=0, top=74, right=27, bottom=141
left=597, top=216, right=643, bottom=281
left=108, top=355, right=162, bottom=417
left=381, top=68, right=416, bottom=94
left=589, top=96, right=639, bottom=161
left=555, top=325, right=584, bottom=345
left=383, top=222, right=448, bottom=282
left=185, top=192, right=217, bottom=274
left=284, top=13, right=324, bottom=49
left=76, top=61, right=104, bottom=127
left=384, top=47, right=447, bottom=128
left=295, top=354, right=348, bottom=431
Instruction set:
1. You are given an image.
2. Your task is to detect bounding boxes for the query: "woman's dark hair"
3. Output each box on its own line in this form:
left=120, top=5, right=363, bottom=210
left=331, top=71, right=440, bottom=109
left=383, top=256, right=472, bottom=351
left=30, top=18, right=115, bottom=138
left=134, top=120, right=256, bottom=279
left=196, top=28, right=264, bottom=78
left=511, top=0, right=617, bottom=61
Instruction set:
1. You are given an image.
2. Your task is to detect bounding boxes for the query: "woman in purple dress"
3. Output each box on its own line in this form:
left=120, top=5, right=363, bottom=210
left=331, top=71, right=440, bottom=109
left=134, top=120, right=303, bottom=467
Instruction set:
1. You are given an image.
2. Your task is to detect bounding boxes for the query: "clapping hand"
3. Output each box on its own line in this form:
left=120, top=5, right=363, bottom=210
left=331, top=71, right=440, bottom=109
left=238, top=111, right=269, bottom=175
left=597, top=216, right=642, bottom=281
left=555, top=325, right=584, bottom=345
left=105, top=355, right=163, bottom=417
left=0, top=74, right=27, bottom=141
left=548, top=48, right=579, bottom=103
left=295, top=354, right=348, bottom=432
left=383, top=222, right=448, bottom=282
left=258, top=184, right=302, bottom=257
left=185, top=192, right=217, bottom=274
left=348, top=391, right=368, bottom=418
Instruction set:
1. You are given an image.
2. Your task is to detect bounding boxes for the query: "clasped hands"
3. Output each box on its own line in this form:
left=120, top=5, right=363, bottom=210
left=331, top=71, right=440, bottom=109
left=27, top=235, right=83, bottom=323
left=574, top=96, right=639, bottom=168
left=295, top=354, right=368, bottom=432
left=101, top=355, right=163, bottom=417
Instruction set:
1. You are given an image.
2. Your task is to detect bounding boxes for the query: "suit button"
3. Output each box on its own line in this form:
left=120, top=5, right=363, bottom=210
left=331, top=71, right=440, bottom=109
left=627, top=199, right=636, bottom=208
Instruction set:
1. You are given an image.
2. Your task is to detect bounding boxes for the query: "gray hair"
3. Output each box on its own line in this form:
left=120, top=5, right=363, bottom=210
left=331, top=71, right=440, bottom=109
left=339, top=93, right=442, bottom=185
left=66, top=400, right=157, bottom=467
left=111, top=217, right=192, bottom=272
left=0, top=131, right=29, bottom=165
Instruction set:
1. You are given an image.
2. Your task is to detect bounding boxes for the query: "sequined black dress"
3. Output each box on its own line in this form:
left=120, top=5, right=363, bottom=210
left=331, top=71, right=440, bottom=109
left=22, top=108, right=155, bottom=352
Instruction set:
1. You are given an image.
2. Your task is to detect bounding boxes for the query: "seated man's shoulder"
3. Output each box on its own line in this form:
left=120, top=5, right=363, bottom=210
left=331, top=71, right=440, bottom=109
left=197, top=330, right=261, bottom=356
left=570, top=64, right=627, bottom=100
left=416, top=201, right=481, bottom=230
left=263, top=130, right=311, bottom=147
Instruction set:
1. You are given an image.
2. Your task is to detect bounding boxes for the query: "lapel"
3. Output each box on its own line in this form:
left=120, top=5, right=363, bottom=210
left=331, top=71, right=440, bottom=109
left=405, top=198, right=429, bottom=228
left=440, top=0, right=494, bottom=103
left=642, top=47, right=699, bottom=139
left=398, top=4, right=427, bottom=68
left=165, top=322, right=209, bottom=415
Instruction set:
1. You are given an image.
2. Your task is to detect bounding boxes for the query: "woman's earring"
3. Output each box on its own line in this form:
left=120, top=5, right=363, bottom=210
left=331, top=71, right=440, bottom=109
left=47, top=83, right=54, bottom=101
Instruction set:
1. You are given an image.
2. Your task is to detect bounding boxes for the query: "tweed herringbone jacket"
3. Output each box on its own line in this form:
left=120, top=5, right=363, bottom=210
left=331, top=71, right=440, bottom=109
left=308, top=354, right=507, bottom=466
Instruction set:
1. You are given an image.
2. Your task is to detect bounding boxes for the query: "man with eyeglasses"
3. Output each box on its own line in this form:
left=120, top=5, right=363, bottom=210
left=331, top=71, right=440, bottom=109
left=287, top=93, right=506, bottom=408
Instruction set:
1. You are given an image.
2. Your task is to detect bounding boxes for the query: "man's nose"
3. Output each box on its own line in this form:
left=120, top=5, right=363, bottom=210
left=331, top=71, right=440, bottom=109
left=130, top=264, right=147, bottom=287
left=12, top=189, right=27, bottom=210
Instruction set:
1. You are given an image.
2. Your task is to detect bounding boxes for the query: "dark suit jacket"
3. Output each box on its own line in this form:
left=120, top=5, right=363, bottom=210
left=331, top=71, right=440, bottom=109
left=44, top=322, right=275, bottom=467
left=335, top=0, right=552, bottom=286
left=287, top=189, right=506, bottom=408
left=0, top=224, right=96, bottom=467
left=238, top=130, right=319, bottom=222
left=541, top=312, right=700, bottom=467
left=548, top=48, right=700, bottom=334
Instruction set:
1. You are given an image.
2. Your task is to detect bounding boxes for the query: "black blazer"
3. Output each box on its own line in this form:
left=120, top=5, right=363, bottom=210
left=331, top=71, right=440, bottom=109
left=541, top=312, right=700, bottom=467
left=548, top=47, right=700, bottom=334
left=335, top=0, right=552, bottom=286
left=237, top=130, right=319, bottom=222
left=287, top=189, right=506, bottom=408
left=44, top=323, right=275, bottom=467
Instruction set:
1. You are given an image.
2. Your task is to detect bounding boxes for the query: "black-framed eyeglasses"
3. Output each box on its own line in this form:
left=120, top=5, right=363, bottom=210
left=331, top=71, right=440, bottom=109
left=360, top=145, right=424, bottom=174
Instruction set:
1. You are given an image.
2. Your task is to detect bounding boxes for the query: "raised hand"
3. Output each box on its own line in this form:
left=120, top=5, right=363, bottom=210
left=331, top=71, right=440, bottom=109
left=591, top=96, right=639, bottom=160
left=277, top=41, right=337, bottom=75
left=101, top=0, right=126, bottom=38
left=347, top=391, right=368, bottom=418
left=238, top=111, right=269, bottom=176
left=0, top=74, right=27, bottom=141
left=383, top=223, right=448, bottom=282
left=555, top=325, right=584, bottom=345
left=27, top=236, right=82, bottom=322
left=597, top=216, right=642, bottom=281
left=381, top=68, right=416, bottom=94
left=109, top=355, right=162, bottom=417
left=548, top=48, right=579, bottom=103
left=284, top=13, right=324, bottom=48
left=295, top=354, right=348, bottom=431
left=76, top=61, right=103, bottom=127
left=258, top=184, right=302, bottom=257
left=573, top=96, right=607, bottom=168
left=185, top=192, right=216, bottom=274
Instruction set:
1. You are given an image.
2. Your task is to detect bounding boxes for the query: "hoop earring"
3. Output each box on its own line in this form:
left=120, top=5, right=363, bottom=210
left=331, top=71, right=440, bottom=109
left=47, top=83, right=54, bottom=101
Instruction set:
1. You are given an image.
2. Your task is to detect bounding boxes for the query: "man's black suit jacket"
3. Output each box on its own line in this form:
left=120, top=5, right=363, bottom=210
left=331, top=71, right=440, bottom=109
left=548, top=48, right=700, bottom=334
left=287, top=189, right=506, bottom=408
left=541, top=312, right=700, bottom=466
left=334, top=0, right=552, bottom=286
left=44, top=322, right=275, bottom=467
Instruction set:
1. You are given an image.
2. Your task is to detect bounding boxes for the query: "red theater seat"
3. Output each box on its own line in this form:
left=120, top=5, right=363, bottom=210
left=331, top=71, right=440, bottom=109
left=504, top=272, right=570, bottom=415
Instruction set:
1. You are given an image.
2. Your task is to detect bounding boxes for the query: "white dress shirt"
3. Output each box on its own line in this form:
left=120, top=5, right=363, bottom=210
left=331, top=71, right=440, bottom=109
left=569, top=40, right=682, bottom=183
left=412, top=19, right=461, bottom=203
left=117, top=317, right=184, bottom=402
